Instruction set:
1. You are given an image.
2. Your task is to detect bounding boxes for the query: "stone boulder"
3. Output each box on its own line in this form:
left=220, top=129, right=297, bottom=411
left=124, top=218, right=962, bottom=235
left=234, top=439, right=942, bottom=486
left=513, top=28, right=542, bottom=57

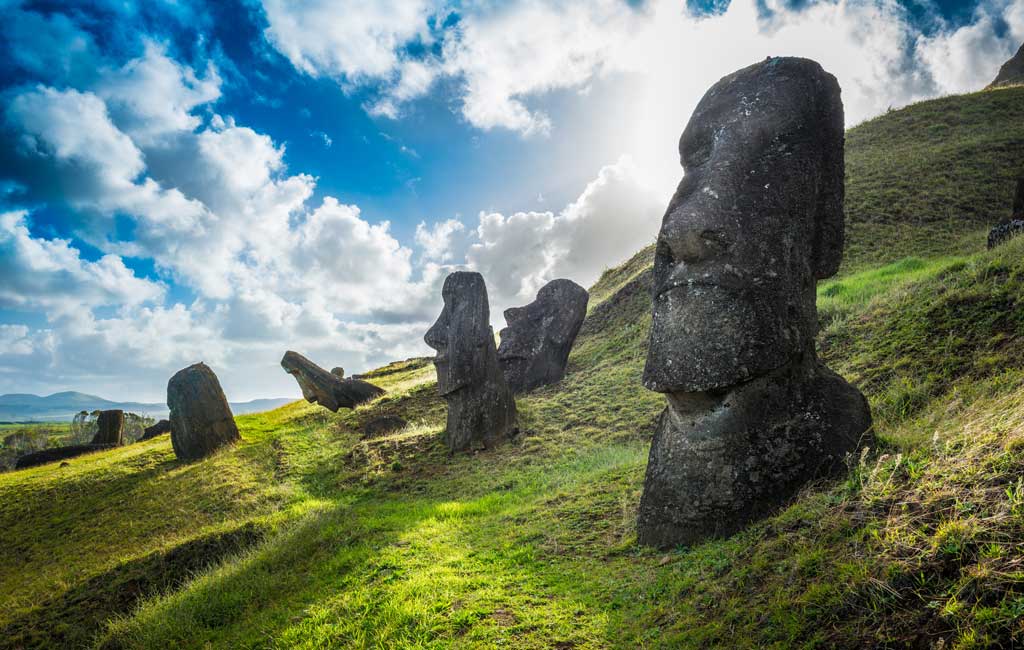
left=637, top=57, right=872, bottom=548
left=988, top=42, right=1024, bottom=88
left=167, top=362, right=240, bottom=462
left=140, top=419, right=171, bottom=441
left=498, top=279, right=588, bottom=393
left=280, top=351, right=384, bottom=411
left=988, top=178, right=1024, bottom=249
left=362, top=415, right=408, bottom=438
left=91, top=409, right=124, bottom=446
left=424, top=271, right=517, bottom=452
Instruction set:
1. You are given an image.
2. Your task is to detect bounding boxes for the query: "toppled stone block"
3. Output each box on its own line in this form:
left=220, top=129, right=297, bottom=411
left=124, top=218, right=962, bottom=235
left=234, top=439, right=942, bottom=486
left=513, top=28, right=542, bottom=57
left=280, top=351, right=384, bottom=411
left=140, top=419, right=171, bottom=441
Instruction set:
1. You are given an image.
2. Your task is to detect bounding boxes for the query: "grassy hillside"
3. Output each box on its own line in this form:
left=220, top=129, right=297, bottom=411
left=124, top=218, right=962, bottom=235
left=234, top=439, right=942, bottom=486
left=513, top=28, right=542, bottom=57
left=842, top=84, right=1024, bottom=270
left=2, top=87, right=1024, bottom=649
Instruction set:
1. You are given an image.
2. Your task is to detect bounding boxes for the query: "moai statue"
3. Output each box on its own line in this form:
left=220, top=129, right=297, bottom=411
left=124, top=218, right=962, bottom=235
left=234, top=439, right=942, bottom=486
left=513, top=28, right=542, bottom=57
left=637, top=57, right=872, bottom=548
left=91, top=409, right=125, bottom=445
left=167, top=362, right=240, bottom=462
left=424, top=271, right=517, bottom=452
left=280, top=351, right=384, bottom=411
left=497, top=279, right=589, bottom=394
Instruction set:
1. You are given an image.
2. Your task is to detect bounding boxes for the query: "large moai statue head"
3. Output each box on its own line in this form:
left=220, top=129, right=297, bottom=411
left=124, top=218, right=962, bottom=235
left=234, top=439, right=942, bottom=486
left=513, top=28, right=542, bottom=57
left=498, top=278, right=589, bottom=394
left=425, top=271, right=517, bottom=451
left=644, top=56, right=845, bottom=395
left=637, top=58, right=871, bottom=549
left=167, top=362, right=240, bottom=462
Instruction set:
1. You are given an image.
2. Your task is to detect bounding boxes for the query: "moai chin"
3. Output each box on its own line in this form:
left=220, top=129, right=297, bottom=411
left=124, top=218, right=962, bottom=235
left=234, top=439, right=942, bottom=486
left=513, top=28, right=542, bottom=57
left=637, top=57, right=872, bottom=548
left=425, top=271, right=517, bottom=452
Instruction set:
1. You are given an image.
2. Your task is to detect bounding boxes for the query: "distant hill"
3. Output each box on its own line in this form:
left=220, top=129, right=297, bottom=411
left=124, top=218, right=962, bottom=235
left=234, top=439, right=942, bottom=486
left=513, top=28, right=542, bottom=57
left=0, top=391, right=295, bottom=421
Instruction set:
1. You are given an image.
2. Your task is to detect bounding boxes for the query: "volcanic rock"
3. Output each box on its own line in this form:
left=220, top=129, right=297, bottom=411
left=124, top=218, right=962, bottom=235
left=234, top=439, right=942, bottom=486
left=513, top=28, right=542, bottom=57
left=91, top=409, right=124, bottom=446
left=140, top=419, right=171, bottom=441
left=498, top=279, right=588, bottom=393
left=988, top=42, right=1024, bottom=88
left=167, top=362, right=240, bottom=462
left=15, top=444, right=117, bottom=469
left=424, top=271, right=517, bottom=452
left=280, top=351, right=384, bottom=411
left=637, top=57, right=872, bottom=548
left=987, top=178, right=1024, bottom=249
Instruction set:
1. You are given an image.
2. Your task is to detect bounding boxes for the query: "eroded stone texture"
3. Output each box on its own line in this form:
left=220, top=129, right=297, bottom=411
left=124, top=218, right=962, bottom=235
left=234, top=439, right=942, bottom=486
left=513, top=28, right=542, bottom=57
left=15, top=444, right=117, bottom=469
left=498, top=279, right=588, bottom=393
left=91, top=409, right=125, bottom=446
left=987, top=178, right=1024, bottom=249
left=167, top=362, right=240, bottom=462
left=638, top=57, right=872, bottom=548
left=140, top=419, right=171, bottom=441
left=280, top=351, right=384, bottom=411
left=424, top=271, right=517, bottom=452
left=330, top=367, right=345, bottom=379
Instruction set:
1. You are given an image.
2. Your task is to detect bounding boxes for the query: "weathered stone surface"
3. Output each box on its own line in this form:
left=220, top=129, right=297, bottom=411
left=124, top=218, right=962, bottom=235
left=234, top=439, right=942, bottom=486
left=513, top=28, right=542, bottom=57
left=330, top=367, right=345, bottom=379
left=638, top=57, right=872, bottom=548
left=425, top=271, right=517, bottom=452
left=988, top=42, right=1024, bottom=88
left=140, top=419, right=171, bottom=441
left=498, top=279, right=588, bottom=393
left=167, top=362, right=240, bottom=462
left=987, top=178, right=1024, bottom=249
left=91, top=409, right=124, bottom=446
left=280, top=351, right=384, bottom=411
left=15, top=444, right=117, bottom=469
left=362, top=415, right=408, bottom=438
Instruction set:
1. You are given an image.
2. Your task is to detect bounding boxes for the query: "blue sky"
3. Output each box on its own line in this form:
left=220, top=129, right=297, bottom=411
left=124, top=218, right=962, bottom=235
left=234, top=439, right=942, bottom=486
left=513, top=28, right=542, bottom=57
left=0, top=0, right=1020, bottom=401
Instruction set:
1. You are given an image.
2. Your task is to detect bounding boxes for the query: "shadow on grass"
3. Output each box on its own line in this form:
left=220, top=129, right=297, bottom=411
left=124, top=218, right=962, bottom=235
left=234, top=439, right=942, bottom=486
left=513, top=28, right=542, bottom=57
left=0, top=522, right=267, bottom=650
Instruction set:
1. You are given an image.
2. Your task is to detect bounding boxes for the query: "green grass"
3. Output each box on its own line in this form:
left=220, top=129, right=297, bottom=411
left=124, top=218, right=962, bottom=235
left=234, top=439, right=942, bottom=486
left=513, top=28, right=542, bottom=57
left=3, top=88, right=1024, bottom=649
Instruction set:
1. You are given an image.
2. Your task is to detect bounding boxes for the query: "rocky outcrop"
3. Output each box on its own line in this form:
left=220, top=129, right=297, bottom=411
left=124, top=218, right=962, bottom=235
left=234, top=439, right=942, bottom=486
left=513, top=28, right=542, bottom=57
left=280, top=351, right=384, bottom=411
left=498, top=279, right=588, bottom=393
left=638, top=57, right=872, bottom=548
left=988, top=42, right=1024, bottom=88
left=167, top=362, right=240, bottom=462
left=91, top=409, right=124, bottom=446
left=140, top=419, right=171, bottom=441
left=987, top=178, right=1024, bottom=249
left=425, top=271, right=517, bottom=452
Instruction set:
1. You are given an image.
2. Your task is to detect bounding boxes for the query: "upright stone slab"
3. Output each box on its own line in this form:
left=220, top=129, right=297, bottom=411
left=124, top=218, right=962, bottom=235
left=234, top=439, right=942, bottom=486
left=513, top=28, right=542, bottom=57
left=167, top=362, right=240, bottom=462
left=987, top=178, right=1024, bottom=249
left=280, top=351, right=384, bottom=411
left=637, top=57, right=872, bottom=548
left=424, top=271, right=517, bottom=452
left=91, top=409, right=125, bottom=446
left=497, top=279, right=589, bottom=393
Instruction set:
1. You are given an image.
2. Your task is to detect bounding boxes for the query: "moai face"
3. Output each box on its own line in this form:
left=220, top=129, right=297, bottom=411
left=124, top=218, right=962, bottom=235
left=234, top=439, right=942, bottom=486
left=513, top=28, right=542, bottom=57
left=424, top=271, right=492, bottom=396
left=642, top=57, right=846, bottom=395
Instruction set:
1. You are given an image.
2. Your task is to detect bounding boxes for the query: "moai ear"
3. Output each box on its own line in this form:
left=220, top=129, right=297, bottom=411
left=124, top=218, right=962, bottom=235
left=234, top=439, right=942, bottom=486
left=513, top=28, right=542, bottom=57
left=812, top=81, right=846, bottom=281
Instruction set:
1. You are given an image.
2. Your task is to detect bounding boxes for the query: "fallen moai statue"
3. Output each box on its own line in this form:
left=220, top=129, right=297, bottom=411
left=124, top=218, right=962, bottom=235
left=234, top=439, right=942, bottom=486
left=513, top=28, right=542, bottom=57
left=91, top=409, right=125, bottom=446
left=498, top=278, right=588, bottom=393
left=15, top=444, right=117, bottom=469
left=140, top=419, right=171, bottom=441
left=637, top=57, right=872, bottom=548
left=167, top=362, right=240, bottom=461
left=425, top=271, right=517, bottom=452
left=280, top=351, right=384, bottom=411
left=987, top=178, right=1024, bottom=249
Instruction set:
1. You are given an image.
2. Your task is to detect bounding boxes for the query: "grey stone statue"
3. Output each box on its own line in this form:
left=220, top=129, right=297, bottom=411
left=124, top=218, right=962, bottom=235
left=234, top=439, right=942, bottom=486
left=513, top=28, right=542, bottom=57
left=637, top=57, right=872, bottom=548
left=498, top=278, right=589, bottom=393
left=425, top=271, right=517, bottom=452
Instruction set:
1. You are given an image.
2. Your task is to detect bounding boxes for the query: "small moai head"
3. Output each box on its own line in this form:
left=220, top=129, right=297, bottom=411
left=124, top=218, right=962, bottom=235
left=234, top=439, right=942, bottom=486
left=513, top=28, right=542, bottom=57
left=424, top=271, right=492, bottom=396
left=643, top=57, right=846, bottom=395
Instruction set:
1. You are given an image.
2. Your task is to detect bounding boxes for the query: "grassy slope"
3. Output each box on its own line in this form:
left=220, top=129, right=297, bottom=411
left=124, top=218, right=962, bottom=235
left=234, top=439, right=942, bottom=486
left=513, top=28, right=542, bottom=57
left=1, top=87, right=1023, bottom=649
